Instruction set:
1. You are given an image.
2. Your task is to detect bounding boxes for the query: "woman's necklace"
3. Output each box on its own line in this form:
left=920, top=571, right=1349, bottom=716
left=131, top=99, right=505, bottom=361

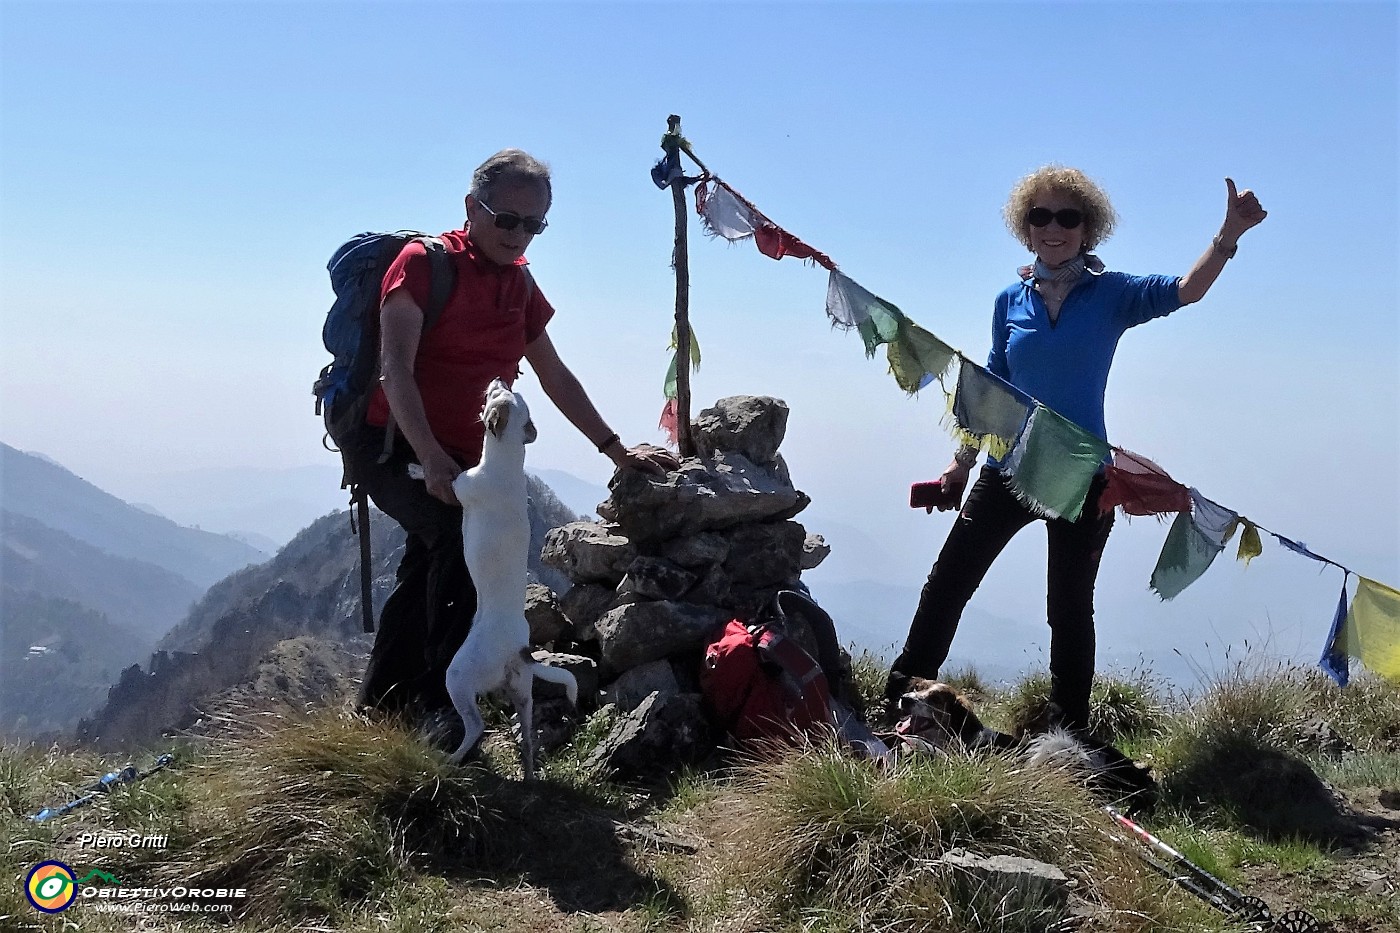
left=1037, top=279, right=1071, bottom=323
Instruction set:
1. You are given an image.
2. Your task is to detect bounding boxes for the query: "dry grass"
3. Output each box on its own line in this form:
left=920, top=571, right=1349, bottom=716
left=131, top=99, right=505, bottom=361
left=142, top=707, right=678, bottom=924
left=998, top=669, right=1171, bottom=742
left=717, top=738, right=1229, bottom=932
left=2, top=661, right=1396, bottom=932
left=1155, top=662, right=1395, bottom=843
left=153, top=710, right=510, bottom=920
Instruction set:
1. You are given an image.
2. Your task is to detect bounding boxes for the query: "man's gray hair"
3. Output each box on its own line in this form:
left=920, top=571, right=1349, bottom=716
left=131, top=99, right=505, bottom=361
left=470, top=149, right=552, bottom=204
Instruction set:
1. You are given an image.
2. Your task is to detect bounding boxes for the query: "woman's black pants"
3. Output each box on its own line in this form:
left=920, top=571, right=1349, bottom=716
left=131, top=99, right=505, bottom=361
left=885, top=466, right=1114, bottom=731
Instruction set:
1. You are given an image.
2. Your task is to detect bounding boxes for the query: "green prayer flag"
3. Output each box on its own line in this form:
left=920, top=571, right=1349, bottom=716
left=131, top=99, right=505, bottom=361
left=827, top=270, right=950, bottom=388
left=1003, top=404, right=1110, bottom=522
left=1149, top=489, right=1238, bottom=599
left=887, top=321, right=956, bottom=394
left=1149, top=512, right=1223, bottom=600
left=669, top=323, right=701, bottom=371
left=663, top=351, right=678, bottom=400
left=857, top=300, right=904, bottom=356
left=825, top=271, right=904, bottom=356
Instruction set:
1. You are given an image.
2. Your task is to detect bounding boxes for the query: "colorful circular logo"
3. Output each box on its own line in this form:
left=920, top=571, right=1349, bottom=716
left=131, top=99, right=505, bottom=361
left=26, top=861, right=77, bottom=913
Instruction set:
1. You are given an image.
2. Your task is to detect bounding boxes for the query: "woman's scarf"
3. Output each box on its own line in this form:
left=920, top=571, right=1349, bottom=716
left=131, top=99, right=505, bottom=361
left=1018, top=253, right=1106, bottom=283
left=1018, top=254, right=1105, bottom=321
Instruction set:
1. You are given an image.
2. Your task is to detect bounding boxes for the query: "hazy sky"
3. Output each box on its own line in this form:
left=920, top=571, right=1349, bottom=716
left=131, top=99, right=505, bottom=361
left=2, top=1, right=1396, bottom=683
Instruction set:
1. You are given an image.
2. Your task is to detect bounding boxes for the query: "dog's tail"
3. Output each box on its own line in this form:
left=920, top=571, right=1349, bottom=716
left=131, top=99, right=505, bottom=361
left=1023, top=727, right=1093, bottom=771
left=531, top=662, right=579, bottom=706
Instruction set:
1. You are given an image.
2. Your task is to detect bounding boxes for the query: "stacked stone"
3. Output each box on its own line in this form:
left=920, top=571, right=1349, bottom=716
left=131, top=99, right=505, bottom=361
left=529, top=396, right=830, bottom=779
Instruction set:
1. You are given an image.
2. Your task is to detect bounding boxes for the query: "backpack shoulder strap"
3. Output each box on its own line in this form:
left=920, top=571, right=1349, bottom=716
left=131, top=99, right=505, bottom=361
left=374, top=236, right=454, bottom=467
left=354, top=487, right=375, bottom=633
left=521, top=265, right=537, bottom=307
left=418, top=236, right=456, bottom=331
left=772, top=589, right=847, bottom=685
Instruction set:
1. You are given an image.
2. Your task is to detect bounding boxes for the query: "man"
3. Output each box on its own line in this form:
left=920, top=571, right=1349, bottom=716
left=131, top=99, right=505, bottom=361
left=353, top=149, right=674, bottom=725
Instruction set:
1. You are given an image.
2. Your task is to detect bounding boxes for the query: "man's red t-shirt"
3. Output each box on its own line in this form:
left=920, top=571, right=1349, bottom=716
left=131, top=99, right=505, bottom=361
left=366, top=228, right=554, bottom=466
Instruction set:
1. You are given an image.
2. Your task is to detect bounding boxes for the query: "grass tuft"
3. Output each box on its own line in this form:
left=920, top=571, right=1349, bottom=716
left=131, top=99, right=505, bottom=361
left=720, top=738, right=1226, bottom=931
left=847, top=647, right=893, bottom=717
left=1001, top=669, right=1169, bottom=742
left=1159, top=667, right=1359, bottom=842
left=155, top=709, right=501, bottom=920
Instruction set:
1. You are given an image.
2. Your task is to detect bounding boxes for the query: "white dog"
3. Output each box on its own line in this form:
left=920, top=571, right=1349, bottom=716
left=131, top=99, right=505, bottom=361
left=416, top=379, right=578, bottom=779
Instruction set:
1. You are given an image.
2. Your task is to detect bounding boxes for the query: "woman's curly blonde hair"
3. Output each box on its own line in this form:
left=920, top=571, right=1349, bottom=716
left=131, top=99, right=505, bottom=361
left=1003, top=165, right=1118, bottom=253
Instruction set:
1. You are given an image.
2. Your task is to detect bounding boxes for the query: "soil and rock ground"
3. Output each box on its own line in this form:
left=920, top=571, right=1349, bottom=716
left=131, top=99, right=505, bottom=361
left=3, top=659, right=1398, bottom=933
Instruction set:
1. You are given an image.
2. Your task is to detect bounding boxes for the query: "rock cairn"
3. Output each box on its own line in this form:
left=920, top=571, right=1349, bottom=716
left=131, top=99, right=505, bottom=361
left=531, top=395, right=829, bottom=780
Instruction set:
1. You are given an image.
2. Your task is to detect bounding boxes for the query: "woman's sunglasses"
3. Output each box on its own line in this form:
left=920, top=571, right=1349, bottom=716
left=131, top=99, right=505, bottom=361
left=1027, top=207, right=1083, bottom=229
left=477, top=198, right=548, bottom=235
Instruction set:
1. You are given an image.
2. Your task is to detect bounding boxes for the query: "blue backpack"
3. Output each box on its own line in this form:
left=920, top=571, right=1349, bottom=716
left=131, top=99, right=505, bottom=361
left=313, top=231, right=456, bottom=632
left=313, top=231, right=456, bottom=453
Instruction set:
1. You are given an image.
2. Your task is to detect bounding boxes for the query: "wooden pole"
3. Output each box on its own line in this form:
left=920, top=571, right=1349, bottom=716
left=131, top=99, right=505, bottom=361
left=664, top=114, right=696, bottom=458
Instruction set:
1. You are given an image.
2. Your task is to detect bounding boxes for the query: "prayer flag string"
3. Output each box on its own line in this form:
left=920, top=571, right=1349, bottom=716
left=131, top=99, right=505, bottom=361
left=675, top=167, right=1396, bottom=683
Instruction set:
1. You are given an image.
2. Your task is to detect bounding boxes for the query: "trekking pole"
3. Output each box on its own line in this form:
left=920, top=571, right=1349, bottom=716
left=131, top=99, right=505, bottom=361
left=29, top=754, right=175, bottom=823
left=1104, top=807, right=1321, bottom=933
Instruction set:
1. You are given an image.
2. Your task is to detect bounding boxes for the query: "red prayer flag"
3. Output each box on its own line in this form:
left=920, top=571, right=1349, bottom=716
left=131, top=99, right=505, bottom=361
left=1100, top=448, right=1191, bottom=517
left=754, top=223, right=836, bottom=271
left=658, top=398, right=680, bottom=447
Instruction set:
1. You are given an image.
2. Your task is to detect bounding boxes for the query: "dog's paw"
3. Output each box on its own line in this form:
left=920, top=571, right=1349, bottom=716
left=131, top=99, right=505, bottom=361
left=447, top=738, right=485, bottom=767
left=406, top=463, right=425, bottom=481
left=417, top=709, right=466, bottom=753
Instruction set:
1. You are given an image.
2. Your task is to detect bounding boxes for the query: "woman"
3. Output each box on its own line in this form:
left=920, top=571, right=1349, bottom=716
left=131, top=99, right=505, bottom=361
left=884, top=165, right=1266, bottom=731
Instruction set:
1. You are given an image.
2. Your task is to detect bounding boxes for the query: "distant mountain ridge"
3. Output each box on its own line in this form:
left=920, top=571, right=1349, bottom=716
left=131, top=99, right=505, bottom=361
left=1, top=443, right=268, bottom=587
left=99, top=462, right=352, bottom=548
left=1, top=588, right=145, bottom=739
left=530, top=468, right=608, bottom=520
left=99, top=462, right=606, bottom=551
left=0, top=443, right=271, bottom=742
left=1, top=510, right=202, bottom=642
left=78, top=474, right=581, bottom=748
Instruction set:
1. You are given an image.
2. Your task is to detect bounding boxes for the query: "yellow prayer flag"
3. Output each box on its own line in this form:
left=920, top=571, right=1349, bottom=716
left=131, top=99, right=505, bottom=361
left=1342, top=577, right=1400, bottom=683
left=1235, top=518, right=1263, bottom=565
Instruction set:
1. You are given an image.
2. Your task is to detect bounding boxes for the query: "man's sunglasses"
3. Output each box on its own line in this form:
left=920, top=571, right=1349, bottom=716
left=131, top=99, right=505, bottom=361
left=477, top=198, right=548, bottom=235
left=1027, top=207, right=1083, bottom=229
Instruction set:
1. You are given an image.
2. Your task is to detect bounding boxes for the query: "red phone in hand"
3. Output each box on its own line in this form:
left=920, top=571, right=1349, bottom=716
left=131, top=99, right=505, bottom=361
left=910, top=480, right=961, bottom=512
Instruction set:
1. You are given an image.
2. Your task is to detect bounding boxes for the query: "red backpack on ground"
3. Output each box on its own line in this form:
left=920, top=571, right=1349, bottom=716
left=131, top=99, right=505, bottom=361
left=700, top=617, right=835, bottom=746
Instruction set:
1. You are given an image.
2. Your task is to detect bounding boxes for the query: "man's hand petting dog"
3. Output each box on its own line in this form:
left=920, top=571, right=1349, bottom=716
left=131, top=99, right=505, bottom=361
left=419, top=450, right=464, bottom=505
left=611, top=443, right=679, bottom=477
